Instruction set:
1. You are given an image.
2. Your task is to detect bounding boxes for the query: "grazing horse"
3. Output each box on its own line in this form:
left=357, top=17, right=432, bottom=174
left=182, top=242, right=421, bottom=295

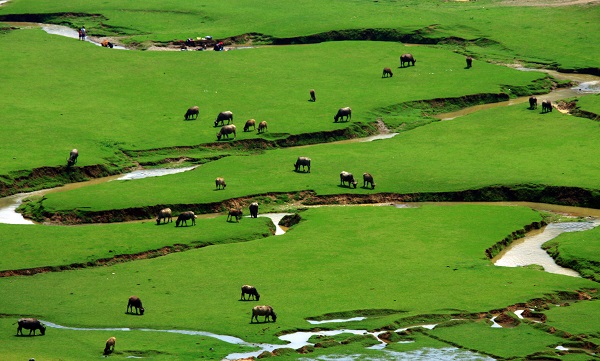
left=382, top=68, right=393, bottom=78
left=466, top=56, right=473, bottom=68
left=104, top=337, right=116, bottom=355
left=542, top=100, right=552, bottom=113
left=529, top=96, right=538, bottom=110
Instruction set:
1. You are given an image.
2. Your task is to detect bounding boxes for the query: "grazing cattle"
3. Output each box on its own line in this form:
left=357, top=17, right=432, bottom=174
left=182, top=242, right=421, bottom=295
left=309, top=89, right=316, bottom=102
left=227, top=208, right=243, bottom=222
left=334, top=107, right=352, bottom=122
left=16, top=318, right=46, bottom=336
left=529, top=96, right=538, bottom=110
left=241, top=285, right=260, bottom=301
left=217, top=124, right=236, bottom=140
left=176, top=211, right=196, bottom=226
left=363, top=173, right=376, bottom=189
left=340, top=171, right=358, bottom=188
left=249, top=202, right=259, bottom=218
left=101, top=39, right=114, bottom=48
left=466, top=56, right=473, bottom=68
left=104, top=336, right=116, bottom=355
left=542, top=100, right=552, bottom=113
left=184, top=106, right=199, bottom=120
left=127, top=296, right=145, bottom=315
left=251, top=305, right=277, bottom=323
left=382, top=67, right=393, bottom=78
left=257, top=121, right=268, bottom=134
left=156, top=208, right=172, bottom=225
left=214, top=111, right=234, bottom=127
left=215, top=177, right=226, bottom=190
left=67, top=148, right=78, bottom=167
left=294, top=157, right=311, bottom=173
left=243, top=119, right=256, bottom=132
left=400, top=53, right=416, bottom=67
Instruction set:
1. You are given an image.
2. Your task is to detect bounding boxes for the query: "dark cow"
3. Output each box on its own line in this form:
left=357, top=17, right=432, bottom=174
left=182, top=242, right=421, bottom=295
left=529, top=96, right=538, bottom=110
left=257, top=121, right=268, bottom=134
left=17, top=318, right=46, bottom=336
left=156, top=208, right=172, bottom=225
left=466, top=56, right=473, bottom=68
left=400, top=53, right=416, bottom=67
left=243, top=119, right=256, bottom=132
left=363, top=173, right=376, bottom=189
left=340, top=171, right=357, bottom=188
left=334, top=107, right=352, bottom=122
left=542, top=100, right=552, bottom=113
left=67, top=148, right=78, bottom=167
left=294, top=157, right=311, bottom=173
left=227, top=208, right=243, bottom=222
left=215, top=177, right=226, bottom=190
left=382, top=67, right=393, bottom=78
left=126, top=296, right=145, bottom=315
left=176, top=211, right=196, bottom=226
left=249, top=202, right=259, bottom=218
left=251, top=305, right=277, bottom=323
left=241, top=285, right=260, bottom=301
left=185, top=106, right=199, bottom=120
left=217, top=124, right=236, bottom=140
left=309, top=89, right=316, bottom=102
left=214, top=111, right=233, bottom=127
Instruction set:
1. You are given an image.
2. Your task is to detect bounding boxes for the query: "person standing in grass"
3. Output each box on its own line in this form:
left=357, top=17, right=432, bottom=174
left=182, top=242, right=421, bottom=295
left=79, top=26, right=86, bottom=41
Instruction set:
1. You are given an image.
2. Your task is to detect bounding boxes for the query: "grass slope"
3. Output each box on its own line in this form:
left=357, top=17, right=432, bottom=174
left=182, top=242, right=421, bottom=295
left=0, top=28, right=547, bottom=175
left=36, top=104, right=600, bottom=213
left=1, top=0, right=598, bottom=70
left=0, top=205, right=595, bottom=356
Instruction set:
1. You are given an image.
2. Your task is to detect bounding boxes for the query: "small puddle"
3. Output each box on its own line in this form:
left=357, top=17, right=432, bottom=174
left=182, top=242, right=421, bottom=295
left=0, top=167, right=197, bottom=224
left=114, top=166, right=197, bottom=181
left=257, top=213, right=292, bottom=235
left=493, top=220, right=600, bottom=276
left=307, top=317, right=367, bottom=324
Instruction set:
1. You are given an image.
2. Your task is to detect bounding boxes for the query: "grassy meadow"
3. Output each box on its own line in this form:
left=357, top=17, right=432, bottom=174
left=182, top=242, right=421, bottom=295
left=1, top=0, right=600, bottom=360
left=0, top=27, right=549, bottom=175
left=32, top=104, right=600, bottom=214
left=1, top=205, right=597, bottom=360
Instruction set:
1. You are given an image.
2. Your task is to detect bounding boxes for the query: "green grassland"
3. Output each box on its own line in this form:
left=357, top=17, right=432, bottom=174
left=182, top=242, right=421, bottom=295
left=33, top=104, right=600, bottom=214
left=1, top=205, right=597, bottom=360
left=1, top=0, right=598, bottom=70
left=1, top=0, right=600, bottom=360
left=0, top=28, right=549, bottom=176
left=0, top=215, right=272, bottom=271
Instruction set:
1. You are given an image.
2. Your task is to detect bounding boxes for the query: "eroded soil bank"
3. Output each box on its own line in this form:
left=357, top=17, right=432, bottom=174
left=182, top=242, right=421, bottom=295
left=25, top=185, right=600, bottom=225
